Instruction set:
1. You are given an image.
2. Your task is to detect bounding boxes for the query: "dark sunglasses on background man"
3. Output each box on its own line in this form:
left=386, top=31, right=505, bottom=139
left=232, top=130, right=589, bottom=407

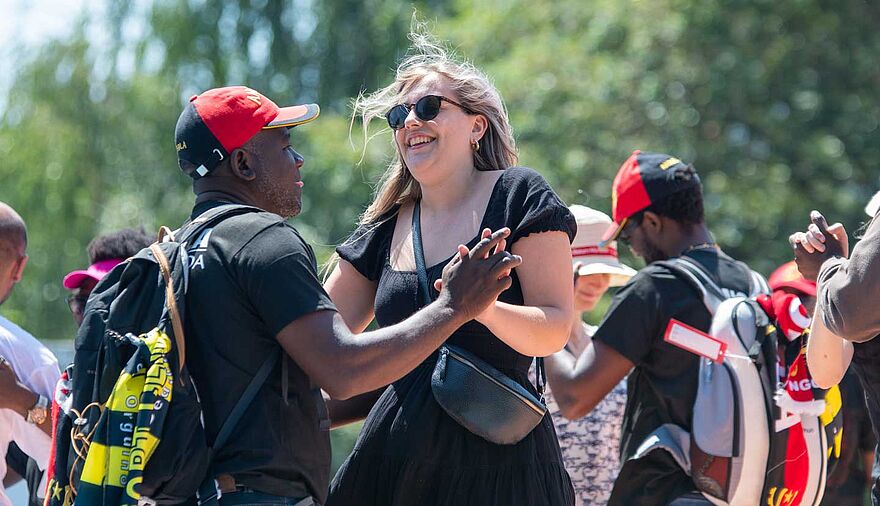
left=617, top=214, right=644, bottom=244
left=67, top=294, right=88, bottom=316
left=386, top=95, right=473, bottom=130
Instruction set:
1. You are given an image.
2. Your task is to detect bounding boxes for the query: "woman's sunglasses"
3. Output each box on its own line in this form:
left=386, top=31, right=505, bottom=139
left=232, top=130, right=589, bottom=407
left=385, top=95, right=472, bottom=130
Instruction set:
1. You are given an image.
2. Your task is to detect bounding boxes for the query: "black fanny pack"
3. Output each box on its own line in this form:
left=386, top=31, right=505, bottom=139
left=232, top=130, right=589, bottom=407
left=411, top=201, right=547, bottom=445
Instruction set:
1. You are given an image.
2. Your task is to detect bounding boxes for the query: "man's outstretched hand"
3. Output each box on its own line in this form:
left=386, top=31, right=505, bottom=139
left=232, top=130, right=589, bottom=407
left=789, top=210, right=849, bottom=282
left=435, top=227, right=522, bottom=322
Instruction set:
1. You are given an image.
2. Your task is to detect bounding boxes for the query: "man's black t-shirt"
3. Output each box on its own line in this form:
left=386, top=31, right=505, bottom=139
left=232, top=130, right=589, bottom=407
left=592, top=249, right=753, bottom=505
left=822, top=369, right=875, bottom=505
left=184, top=201, right=337, bottom=501
left=850, top=337, right=880, bottom=506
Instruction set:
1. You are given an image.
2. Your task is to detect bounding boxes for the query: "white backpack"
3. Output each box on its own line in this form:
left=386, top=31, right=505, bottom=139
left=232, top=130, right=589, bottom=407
left=636, top=256, right=837, bottom=506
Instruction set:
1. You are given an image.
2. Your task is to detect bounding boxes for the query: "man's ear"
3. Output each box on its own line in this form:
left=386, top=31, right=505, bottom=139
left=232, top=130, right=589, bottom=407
left=229, top=148, right=257, bottom=181
left=11, top=255, right=27, bottom=284
left=642, top=211, right=663, bottom=233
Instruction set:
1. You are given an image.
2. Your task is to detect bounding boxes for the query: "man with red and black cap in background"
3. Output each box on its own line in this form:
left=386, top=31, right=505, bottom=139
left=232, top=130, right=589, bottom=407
left=766, top=262, right=875, bottom=505
left=547, top=151, right=757, bottom=505
left=171, top=87, right=519, bottom=505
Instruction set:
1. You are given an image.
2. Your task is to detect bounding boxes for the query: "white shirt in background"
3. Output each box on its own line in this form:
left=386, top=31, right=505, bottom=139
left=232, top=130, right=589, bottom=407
left=0, top=315, right=61, bottom=506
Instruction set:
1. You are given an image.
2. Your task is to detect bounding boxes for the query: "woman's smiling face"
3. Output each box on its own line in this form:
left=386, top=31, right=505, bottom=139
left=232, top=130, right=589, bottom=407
left=393, top=73, right=478, bottom=186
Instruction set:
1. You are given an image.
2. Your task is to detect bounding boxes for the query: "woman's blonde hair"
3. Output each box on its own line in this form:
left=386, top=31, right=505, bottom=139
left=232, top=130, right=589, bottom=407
left=354, top=30, right=517, bottom=225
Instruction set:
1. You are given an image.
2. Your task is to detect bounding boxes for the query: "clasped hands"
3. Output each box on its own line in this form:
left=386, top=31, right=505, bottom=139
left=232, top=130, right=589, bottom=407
left=434, top=228, right=521, bottom=322
left=789, top=210, right=849, bottom=282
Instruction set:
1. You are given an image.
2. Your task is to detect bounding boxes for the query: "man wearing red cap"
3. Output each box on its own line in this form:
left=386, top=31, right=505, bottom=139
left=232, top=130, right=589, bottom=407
left=547, top=151, right=758, bottom=505
left=171, top=86, right=519, bottom=504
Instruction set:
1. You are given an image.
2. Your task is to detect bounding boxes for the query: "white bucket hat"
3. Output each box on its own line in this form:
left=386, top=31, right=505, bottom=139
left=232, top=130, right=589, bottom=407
left=570, top=204, right=637, bottom=287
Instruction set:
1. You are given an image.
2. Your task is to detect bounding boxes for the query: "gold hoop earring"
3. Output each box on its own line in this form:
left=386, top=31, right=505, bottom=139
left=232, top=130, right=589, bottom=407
left=471, top=139, right=480, bottom=152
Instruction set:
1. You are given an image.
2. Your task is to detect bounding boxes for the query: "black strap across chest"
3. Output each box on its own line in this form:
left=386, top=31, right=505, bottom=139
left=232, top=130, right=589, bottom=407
left=411, top=200, right=545, bottom=396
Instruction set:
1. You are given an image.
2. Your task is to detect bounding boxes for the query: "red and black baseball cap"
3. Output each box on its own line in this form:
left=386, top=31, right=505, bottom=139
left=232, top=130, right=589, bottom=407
left=601, top=150, right=701, bottom=245
left=175, top=86, right=320, bottom=178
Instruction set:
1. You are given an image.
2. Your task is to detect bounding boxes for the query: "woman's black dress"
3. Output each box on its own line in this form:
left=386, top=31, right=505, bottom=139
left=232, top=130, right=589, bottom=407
left=328, top=167, right=577, bottom=506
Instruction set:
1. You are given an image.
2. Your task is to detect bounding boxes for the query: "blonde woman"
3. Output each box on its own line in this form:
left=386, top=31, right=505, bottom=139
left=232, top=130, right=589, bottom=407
left=324, top=34, right=576, bottom=505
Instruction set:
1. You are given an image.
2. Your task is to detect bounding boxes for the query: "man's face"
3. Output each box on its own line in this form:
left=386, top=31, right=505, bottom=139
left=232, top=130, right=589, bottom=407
left=619, top=217, right=667, bottom=264
left=249, top=127, right=305, bottom=218
left=0, top=250, right=26, bottom=306
left=68, top=278, right=98, bottom=328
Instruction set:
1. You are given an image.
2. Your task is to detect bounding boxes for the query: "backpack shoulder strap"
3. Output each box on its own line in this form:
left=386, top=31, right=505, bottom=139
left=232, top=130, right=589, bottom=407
left=745, top=264, right=770, bottom=297
left=174, top=204, right=265, bottom=245
left=655, top=257, right=725, bottom=315
left=163, top=204, right=264, bottom=296
left=196, top=350, right=280, bottom=504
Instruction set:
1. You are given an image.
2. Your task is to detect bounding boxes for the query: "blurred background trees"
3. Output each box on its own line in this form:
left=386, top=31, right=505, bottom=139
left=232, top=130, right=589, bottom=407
left=1, top=0, right=878, bottom=470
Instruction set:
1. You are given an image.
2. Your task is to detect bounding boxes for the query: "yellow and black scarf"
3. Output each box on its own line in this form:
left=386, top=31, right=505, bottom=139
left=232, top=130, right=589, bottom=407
left=75, top=329, right=174, bottom=505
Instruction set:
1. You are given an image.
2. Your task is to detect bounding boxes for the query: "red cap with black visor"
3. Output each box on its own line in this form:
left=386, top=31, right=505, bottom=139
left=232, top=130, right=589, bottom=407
left=175, top=86, right=320, bottom=178
left=600, top=150, right=701, bottom=246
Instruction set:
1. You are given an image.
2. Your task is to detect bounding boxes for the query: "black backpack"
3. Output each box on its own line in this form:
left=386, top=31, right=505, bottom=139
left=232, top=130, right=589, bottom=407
left=46, top=204, right=278, bottom=505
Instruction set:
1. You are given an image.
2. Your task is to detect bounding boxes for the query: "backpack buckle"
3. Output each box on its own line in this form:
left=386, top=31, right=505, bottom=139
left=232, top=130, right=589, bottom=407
left=196, top=478, right=222, bottom=505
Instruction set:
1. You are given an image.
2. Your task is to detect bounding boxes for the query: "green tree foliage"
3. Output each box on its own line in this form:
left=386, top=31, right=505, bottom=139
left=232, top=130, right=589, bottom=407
left=441, top=0, right=880, bottom=271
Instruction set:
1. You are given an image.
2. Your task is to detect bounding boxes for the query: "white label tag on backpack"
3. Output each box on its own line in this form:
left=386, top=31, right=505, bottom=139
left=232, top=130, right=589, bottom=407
left=664, top=319, right=726, bottom=363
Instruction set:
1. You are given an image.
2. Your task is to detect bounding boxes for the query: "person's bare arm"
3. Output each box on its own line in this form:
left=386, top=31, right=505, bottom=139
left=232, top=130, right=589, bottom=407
left=544, top=339, right=634, bottom=420
left=324, top=259, right=377, bottom=334
left=280, top=229, right=521, bottom=400
left=323, top=390, right=384, bottom=428
left=806, top=309, right=854, bottom=388
left=0, top=361, right=51, bottom=436
left=448, top=230, right=573, bottom=357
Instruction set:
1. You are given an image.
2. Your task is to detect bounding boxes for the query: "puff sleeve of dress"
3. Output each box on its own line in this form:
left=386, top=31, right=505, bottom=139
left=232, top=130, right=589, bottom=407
left=489, top=167, right=576, bottom=245
left=335, top=208, right=399, bottom=282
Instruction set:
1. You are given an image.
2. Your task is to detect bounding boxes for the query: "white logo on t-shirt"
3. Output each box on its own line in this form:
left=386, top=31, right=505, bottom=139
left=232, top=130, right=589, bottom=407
left=186, top=228, right=214, bottom=271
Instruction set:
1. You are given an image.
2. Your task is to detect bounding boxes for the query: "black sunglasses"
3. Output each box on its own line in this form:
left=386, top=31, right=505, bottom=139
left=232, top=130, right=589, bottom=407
left=67, top=294, right=88, bottom=316
left=385, top=95, right=472, bottom=130
left=618, top=213, right=644, bottom=243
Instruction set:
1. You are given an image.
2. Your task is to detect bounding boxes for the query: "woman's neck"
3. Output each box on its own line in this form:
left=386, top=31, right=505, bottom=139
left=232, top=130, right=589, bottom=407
left=419, top=166, right=482, bottom=211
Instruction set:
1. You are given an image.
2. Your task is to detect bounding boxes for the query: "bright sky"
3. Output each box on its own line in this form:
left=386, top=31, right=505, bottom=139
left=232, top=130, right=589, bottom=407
left=0, top=0, right=86, bottom=48
left=0, top=0, right=88, bottom=111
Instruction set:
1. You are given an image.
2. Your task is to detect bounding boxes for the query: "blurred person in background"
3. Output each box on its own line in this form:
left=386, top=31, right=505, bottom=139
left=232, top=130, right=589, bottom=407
left=4, top=227, right=153, bottom=505
left=542, top=204, right=636, bottom=505
left=0, top=202, right=60, bottom=506
left=62, top=228, right=153, bottom=328
left=764, top=261, right=877, bottom=505
left=324, top=33, right=576, bottom=505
